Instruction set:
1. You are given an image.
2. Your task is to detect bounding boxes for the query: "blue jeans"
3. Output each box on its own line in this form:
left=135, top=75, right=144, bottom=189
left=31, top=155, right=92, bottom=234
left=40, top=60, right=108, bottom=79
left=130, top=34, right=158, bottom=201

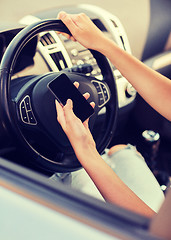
left=50, top=144, right=164, bottom=212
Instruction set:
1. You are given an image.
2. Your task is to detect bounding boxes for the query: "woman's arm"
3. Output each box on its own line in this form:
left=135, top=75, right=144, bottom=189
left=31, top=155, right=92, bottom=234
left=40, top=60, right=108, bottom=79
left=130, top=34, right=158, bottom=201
left=56, top=99, right=155, bottom=217
left=58, top=12, right=171, bottom=121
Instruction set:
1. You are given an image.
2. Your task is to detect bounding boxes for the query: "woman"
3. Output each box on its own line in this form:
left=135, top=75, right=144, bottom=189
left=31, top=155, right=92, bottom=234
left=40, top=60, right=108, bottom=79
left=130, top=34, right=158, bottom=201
left=51, top=11, right=168, bottom=217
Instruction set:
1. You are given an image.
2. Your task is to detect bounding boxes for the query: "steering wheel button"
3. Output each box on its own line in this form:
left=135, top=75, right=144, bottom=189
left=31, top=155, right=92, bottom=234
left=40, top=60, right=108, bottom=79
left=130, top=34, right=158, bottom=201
left=96, top=85, right=101, bottom=92
left=101, top=84, right=106, bottom=91
left=99, top=99, right=105, bottom=106
left=98, top=93, right=105, bottom=105
left=20, top=107, right=29, bottom=123
left=104, top=92, right=109, bottom=100
left=24, top=97, right=31, bottom=111
left=27, top=111, right=37, bottom=125
left=101, top=85, right=109, bottom=100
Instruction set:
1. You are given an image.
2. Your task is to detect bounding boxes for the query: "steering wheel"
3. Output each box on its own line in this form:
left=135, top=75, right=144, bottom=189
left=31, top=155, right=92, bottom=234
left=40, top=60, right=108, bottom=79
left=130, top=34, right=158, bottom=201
left=0, top=19, right=118, bottom=172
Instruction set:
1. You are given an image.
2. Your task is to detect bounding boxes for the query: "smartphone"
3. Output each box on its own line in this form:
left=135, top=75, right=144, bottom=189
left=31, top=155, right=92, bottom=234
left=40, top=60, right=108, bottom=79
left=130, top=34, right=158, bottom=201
left=48, top=73, right=94, bottom=122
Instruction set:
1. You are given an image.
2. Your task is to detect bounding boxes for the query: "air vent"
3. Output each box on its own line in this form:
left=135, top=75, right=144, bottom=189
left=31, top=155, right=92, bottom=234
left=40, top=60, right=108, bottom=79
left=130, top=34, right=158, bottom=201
left=50, top=51, right=67, bottom=70
left=40, top=32, right=56, bottom=46
left=39, top=32, right=71, bottom=71
left=110, top=20, right=126, bottom=51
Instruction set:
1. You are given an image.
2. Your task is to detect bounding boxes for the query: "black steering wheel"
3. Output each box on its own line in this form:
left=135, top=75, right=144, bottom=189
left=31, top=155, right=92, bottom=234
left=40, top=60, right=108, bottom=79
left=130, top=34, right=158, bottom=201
left=0, top=19, right=118, bottom=172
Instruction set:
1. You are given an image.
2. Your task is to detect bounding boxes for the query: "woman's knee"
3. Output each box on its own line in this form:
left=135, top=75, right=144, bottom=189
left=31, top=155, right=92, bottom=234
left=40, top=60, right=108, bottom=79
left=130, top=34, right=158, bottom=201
left=108, top=144, right=127, bottom=156
left=108, top=144, right=142, bottom=157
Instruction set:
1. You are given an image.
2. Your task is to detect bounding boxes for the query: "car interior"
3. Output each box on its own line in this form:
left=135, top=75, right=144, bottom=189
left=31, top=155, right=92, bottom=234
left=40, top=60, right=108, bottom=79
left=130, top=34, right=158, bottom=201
left=0, top=0, right=171, bottom=239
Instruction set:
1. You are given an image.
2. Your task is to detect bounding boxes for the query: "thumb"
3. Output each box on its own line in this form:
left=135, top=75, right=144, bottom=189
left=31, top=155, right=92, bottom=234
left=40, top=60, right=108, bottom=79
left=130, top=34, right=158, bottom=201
left=65, top=98, right=73, bottom=109
left=63, top=99, right=76, bottom=120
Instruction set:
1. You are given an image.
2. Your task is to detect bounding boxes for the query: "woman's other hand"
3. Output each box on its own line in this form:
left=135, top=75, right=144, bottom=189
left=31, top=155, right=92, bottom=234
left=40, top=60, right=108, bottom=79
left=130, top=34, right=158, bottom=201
left=57, top=11, right=107, bottom=51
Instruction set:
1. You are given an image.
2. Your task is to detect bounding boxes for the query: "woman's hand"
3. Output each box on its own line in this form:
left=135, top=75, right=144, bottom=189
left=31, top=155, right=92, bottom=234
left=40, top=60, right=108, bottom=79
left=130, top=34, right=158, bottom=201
left=55, top=85, right=96, bottom=156
left=57, top=11, right=107, bottom=51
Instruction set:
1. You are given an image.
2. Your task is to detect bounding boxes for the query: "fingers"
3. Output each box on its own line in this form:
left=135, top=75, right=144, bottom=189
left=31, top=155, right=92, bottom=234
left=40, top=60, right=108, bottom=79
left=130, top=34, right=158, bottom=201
left=63, top=99, right=81, bottom=129
left=90, top=101, right=95, bottom=108
left=63, top=99, right=74, bottom=118
left=56, top=99, right=76, bottom=131
left=55, top=99, right=66, bottom=130
left=65, top=98, right=73, bottom=109
left=55, top=99, right=63, bottom=119
left=63, top=98, right=95, bottom=125
left=57, top=12, right=77, bottom=41
left=57, top=11, right=66, bottom=20
left=73, top=81, right=79, bottom=88
left=57, top=11, right=78, bottom=37
left=57, top=32, right=76, bottom=41
left=55, top=84, right=95, bottom=130
left=83, top=101, right=95, bottom=129
left=73, top=82, right=90, bottom=101
left=83, top=92, right=90, bottom=100
left=57, top=11, right=105, bottom=50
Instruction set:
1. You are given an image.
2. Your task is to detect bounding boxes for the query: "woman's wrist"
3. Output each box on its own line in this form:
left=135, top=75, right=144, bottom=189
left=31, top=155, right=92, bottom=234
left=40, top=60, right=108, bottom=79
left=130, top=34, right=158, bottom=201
left=74, top=143, right=100, bottom=166
left=95, top=35, right=116, bottom=55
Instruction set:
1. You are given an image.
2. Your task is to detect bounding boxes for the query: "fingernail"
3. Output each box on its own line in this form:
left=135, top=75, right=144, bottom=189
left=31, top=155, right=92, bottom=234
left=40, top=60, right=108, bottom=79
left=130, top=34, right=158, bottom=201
left=67, top=99, right=73, bottom=107
left=85, top=92, right=90, bottom=96
left=90, top=101, right=95, bottom=108
left=73, top=81, right=79, bottom=87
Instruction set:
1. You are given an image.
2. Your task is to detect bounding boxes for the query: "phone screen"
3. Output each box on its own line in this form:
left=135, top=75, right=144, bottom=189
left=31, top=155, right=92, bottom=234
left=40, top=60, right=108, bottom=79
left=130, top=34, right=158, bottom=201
left=48, top=73, right=94, bottom=122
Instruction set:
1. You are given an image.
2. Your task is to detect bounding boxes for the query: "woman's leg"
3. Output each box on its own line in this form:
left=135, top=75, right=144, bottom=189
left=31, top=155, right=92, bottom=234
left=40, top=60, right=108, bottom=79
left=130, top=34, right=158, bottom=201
left=50, top=144, right=164, bottom=212
left=105, top=144, right=165, bottom=212
left=50, top=169, right=105, bottom=201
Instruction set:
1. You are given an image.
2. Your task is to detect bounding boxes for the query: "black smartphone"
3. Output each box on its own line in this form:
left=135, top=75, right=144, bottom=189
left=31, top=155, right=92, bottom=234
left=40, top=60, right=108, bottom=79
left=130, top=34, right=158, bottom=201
left=48, top=73, right=95, bottom=122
